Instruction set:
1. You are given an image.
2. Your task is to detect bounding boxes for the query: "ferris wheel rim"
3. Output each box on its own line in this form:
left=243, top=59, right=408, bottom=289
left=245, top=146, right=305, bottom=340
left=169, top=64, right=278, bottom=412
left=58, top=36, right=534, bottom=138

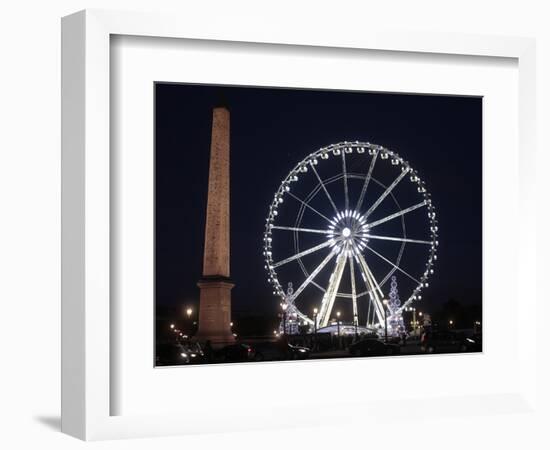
left=263, top=141, right=438, bottom=327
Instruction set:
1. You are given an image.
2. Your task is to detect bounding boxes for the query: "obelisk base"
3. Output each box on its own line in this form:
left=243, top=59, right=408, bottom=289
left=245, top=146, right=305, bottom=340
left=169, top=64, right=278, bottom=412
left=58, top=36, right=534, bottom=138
left=195, top=277, right=235, bottom=347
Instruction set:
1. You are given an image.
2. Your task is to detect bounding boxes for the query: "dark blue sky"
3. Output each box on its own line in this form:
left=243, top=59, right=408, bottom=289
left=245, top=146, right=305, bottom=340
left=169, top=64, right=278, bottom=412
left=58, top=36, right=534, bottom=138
left=155, top=84, right=481, bottom=319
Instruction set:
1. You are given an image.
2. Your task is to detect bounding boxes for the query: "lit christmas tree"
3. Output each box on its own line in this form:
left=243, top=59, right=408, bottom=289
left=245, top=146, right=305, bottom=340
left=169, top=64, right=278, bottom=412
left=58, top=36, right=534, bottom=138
left=387, top=275, right=405, bottom=336
left=279, top=282, right=300, bottom=335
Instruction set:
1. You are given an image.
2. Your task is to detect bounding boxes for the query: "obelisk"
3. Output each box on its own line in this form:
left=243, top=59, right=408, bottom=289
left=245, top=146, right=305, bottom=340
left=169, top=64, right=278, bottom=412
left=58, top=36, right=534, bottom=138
left=195, top=105, right=235, bottom=346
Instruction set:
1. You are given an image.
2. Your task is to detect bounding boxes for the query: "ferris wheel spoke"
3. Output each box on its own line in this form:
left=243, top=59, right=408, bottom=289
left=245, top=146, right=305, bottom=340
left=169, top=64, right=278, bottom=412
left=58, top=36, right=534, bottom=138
left=364, top=265, right=373, bottom=327
left=366, top=293, right=372, bottom=327
left=348, top=255, right=358, bottom=325
left=272, top=240, right=333, bottom=269
left=365, top=234, right=432, bottom=245
left=342, top=151, right=350, bottom=211
left=286, top=191, right=333, bottom=224
left=367, top=201, right=427, bottom=229
left=355, top=252, right=386, bottom=325
left=364, top=168, right=409, bottom=219
left=365, top=244, right=421, bottom=284
left=271, top=225, right=331, bottom=235
left=310, top=163, right=340, bottom=215
left=318, top=250, right=348, bottom=327
left=355, top=253, right=384, bottom=299
left=356, top=151, right=378, bottom=213
left=290, top=249, right=336, bottom=302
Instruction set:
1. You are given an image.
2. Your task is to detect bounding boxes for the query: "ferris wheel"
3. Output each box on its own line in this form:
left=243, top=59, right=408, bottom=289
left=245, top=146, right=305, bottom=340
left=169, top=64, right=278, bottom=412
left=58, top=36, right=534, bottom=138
left=263, top=141, right=438, bottom=331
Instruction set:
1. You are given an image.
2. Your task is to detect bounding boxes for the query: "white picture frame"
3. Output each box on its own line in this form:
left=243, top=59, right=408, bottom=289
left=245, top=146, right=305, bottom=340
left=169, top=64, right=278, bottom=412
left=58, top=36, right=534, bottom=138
left=61, top=9, right=537, bottom=441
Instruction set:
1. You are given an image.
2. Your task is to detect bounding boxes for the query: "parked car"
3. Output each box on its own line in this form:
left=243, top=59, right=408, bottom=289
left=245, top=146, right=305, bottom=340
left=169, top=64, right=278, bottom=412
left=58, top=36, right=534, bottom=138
left=180, top=342, right=206, bottom=364
left=253, top=341, right=311, bottom=361
left=156, top=342, right=205, bottom=366
left=216, top=343, right=255, bottom=363
left=420, top=330, right=464, bottom=353
left=459, top=333, right=482, bottom=352
left=349, top=339, right=401, bottom=357
left=289, top=343, right=311, bottom=360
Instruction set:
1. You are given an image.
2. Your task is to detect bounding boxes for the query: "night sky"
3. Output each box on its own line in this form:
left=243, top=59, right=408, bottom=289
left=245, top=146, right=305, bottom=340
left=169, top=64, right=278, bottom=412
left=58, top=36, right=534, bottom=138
left=155, top=84, right=482, bottom=321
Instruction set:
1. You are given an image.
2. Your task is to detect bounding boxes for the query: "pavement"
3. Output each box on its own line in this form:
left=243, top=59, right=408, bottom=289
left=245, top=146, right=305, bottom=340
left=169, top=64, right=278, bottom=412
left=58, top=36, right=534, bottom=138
left=310, top=341, right=425, bottom=359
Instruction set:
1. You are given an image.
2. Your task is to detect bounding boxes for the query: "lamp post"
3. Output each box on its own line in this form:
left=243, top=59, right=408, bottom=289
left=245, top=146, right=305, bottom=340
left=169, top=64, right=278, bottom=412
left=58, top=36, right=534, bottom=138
left=449, top=319, right=454, bottom=330
left=474, top=320, right=481, bottom=333
left=406, top=306, right=417, bottom=334
left=313, top=307, right=318, bottom=350
left=186, top=307, right=193, bottom=335
left=313, top=308, right=318, bottom=334
left=383, top=299, right=389, bottom=343
left=336, top=311, right=341, bottom=349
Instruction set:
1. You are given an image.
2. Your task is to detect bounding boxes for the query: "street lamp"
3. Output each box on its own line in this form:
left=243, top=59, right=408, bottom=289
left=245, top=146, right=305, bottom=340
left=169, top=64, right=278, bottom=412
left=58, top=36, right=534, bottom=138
left=383, top=299, right=389, bottom=343
left=313, top=307, right=318, bottom=333
left=449, top=319, right=454, bottom=329
left=405, top=306, right=417, bottom=333
left=170, top=323, right=175, bottom=329
left=336, top=311, right=341, bottom=347
left=185, top=307, right=194, bottom=335
left=313, top=307, right=318, bottom=350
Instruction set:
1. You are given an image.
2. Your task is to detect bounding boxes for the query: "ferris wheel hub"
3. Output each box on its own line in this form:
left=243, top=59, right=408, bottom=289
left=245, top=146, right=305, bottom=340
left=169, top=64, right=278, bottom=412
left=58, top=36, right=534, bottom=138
left=327, top=211, right=369, bottom=251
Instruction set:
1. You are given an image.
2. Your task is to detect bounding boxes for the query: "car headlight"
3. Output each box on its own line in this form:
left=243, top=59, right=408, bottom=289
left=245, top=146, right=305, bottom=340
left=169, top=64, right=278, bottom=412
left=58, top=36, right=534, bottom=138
left=298, top=349, right=307, bottom=353
left=180, top=353, right=188, bottom=358
left=466, top=338, right=475, bottom=344
left=190, top=353, right=197, bottom=358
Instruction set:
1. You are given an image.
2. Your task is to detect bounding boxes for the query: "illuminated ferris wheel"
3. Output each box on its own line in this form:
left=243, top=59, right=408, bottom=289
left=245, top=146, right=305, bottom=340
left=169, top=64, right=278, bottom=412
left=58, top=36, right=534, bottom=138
left=263, top=141, right=438, bottom=331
